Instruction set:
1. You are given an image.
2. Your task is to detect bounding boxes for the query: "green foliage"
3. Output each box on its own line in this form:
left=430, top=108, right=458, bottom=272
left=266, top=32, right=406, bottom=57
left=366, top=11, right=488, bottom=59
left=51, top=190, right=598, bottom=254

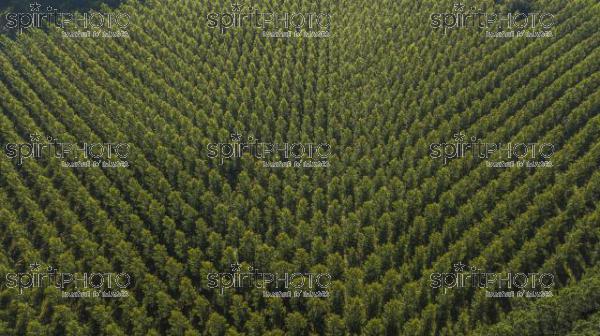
left=0, top=0, right=598, bottom=335
left=0, top=0, right=126, bottom=12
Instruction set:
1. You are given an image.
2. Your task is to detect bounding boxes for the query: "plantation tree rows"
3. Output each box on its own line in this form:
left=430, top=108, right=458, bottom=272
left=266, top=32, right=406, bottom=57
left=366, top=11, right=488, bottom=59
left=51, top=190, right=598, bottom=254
left=0, top=0, right=598, bottom=335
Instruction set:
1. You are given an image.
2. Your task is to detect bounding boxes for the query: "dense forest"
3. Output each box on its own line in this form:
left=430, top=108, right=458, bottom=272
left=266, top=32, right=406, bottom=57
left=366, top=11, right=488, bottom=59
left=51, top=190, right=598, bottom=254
left=0, top=0, right=598, bottom=335
left=0, top=0, right=126, bottom=12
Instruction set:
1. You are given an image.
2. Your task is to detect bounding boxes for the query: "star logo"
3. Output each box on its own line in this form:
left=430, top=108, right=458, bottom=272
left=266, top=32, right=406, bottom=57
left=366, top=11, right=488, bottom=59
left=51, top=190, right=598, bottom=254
left=453, top=3, right=465, bottom=12
left=453, top=262, right=467, bottom=272
left=30, top=262, right=40, bottom=271
left=453, top=131, right=466, bottom=142
left=230, top=263, right=241, bottom=272
left=230, top=132, right=242, bottom=142
left=232, top=2, right=242, bottom=12
left=30, top=133, right=41, bottom=142
left=30, top=2, right=41, bottom=12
